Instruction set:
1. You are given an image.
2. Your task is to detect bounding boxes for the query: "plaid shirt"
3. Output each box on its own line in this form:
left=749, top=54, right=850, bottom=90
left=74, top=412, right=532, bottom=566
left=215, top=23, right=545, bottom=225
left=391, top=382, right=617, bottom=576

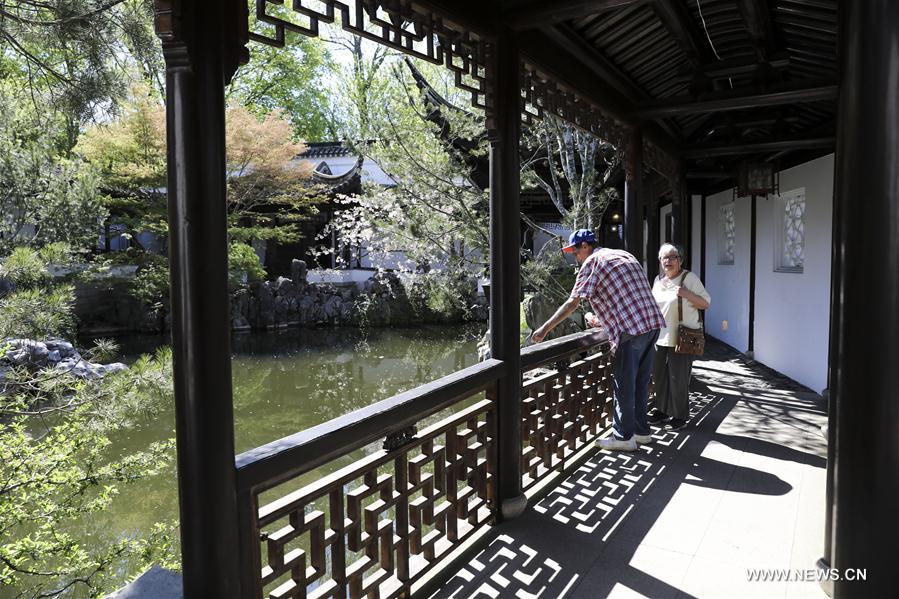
left=571, top=248, right=665, bottom=349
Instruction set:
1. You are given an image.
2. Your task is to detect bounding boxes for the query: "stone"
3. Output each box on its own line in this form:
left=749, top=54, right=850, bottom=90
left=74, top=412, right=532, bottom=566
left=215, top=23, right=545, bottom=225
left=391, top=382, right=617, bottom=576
left=290, top=259, right=307, bottom=283
left=103, top=363, right=127, bottom=376
left=46, top=340, right=76, bottom=358
left=106, top=565, right=182, bottom=599
left=0, top=276, right=15, bottom=297
left=47, top=350, right=61, bottom=363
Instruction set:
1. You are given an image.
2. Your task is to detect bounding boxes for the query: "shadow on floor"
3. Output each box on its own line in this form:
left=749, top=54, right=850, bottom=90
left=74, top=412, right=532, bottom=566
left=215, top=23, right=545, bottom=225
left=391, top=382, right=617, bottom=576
left=430, top=339, right=827, bottom=599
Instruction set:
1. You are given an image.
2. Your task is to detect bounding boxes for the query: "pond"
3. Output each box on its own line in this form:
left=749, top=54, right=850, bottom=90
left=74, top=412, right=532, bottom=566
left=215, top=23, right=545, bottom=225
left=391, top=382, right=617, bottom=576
left=66, top=325, right=485, bottom=594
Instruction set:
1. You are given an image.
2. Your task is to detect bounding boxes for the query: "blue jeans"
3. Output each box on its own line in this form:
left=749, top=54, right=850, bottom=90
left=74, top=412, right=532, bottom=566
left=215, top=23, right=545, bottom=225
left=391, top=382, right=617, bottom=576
left=612, top=329, right=660, bottom=440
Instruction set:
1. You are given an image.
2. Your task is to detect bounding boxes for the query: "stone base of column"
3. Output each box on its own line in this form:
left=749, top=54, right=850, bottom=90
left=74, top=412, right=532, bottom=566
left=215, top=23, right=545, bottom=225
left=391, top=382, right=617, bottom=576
left=816, top=557, right=833, bottom=597
left=500, top=494, right=528, bottom=520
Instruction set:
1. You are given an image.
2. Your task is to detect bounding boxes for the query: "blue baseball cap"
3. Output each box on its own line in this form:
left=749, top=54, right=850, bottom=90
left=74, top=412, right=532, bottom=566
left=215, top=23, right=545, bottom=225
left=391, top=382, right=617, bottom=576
left=563, top=229, right=597, bottom=253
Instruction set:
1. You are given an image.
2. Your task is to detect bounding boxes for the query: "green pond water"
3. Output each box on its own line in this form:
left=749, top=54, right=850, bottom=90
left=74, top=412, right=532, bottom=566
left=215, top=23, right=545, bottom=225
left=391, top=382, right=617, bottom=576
left=24, top=325, right=485, bottom=596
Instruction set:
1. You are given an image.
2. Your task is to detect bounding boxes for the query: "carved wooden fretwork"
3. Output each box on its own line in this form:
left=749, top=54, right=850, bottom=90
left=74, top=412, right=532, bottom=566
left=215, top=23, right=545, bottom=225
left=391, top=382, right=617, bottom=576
left=249, top=0, right=491, bottom=115
left=521, top=349, right=613, bottom=489
left=520, top=61, right=628, bottom=150
left=643, top=138, right=680, bottom=185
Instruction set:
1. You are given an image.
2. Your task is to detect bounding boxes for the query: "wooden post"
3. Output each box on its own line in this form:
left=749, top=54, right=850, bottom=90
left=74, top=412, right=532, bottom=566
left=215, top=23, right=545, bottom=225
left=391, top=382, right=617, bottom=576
left=827, top=2, right=899, bottom=596
left=624, top=127, right=644, bottom=261
left=488, top=30, right=526, bottom=520
left=155, top=1, right=245, bottom=594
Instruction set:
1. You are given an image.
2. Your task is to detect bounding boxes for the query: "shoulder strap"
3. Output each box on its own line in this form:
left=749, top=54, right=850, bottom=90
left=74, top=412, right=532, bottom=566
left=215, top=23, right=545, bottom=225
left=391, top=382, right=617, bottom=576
left=676, top=270, right=688, bottom=323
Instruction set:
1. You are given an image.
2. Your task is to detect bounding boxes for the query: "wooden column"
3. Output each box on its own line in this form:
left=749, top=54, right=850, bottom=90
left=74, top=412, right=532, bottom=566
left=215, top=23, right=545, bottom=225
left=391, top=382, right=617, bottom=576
left=646, top=187, right=660, bottom=281
left=624, top=127, right=644, bottom=261
left=488, top=30, right=525, bottom=520
left=672, top=170, right=688, bottom=249
left=155, top=2, right=244, bottom=595
left=827, top=2, right=899, bottom=596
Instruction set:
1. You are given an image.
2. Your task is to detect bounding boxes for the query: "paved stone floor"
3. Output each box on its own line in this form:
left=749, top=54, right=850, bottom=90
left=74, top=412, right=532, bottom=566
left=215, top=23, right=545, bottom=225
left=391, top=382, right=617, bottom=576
left=432, top=339, right=829, bottom=599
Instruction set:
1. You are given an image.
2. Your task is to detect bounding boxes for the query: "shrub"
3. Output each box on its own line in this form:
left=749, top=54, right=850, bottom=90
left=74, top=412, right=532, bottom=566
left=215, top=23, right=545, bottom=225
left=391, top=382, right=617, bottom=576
left=228, top=242, right=266, bottom=288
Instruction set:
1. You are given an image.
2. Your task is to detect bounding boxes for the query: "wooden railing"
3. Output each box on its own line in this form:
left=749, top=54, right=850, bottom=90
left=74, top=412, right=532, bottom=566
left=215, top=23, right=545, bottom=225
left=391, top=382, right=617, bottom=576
left=234, top=330, right=611, bottom=598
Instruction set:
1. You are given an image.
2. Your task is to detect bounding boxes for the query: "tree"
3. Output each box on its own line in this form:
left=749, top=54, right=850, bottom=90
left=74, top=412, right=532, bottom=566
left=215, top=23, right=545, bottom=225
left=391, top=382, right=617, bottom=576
left=0, top=89, right=106, bottom=257
left=521, top=116, right=620, bottom=232
left=77, top=93, right=323, bottom=247
left=0, top=0, right=163, bottom=151
left=227, top=36, right=336, bottom=143
left=0, top=246, right=178, bottom=597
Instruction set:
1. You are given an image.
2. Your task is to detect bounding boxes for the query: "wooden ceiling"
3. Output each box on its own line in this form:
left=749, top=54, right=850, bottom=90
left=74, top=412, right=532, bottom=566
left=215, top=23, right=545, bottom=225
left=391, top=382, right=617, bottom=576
left=499, top=0, right=838, bottom=193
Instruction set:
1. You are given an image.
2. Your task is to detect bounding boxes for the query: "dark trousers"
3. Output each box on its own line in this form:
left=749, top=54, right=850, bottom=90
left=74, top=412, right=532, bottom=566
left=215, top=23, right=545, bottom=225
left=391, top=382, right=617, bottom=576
left=651, top=345, right=694, bottom=421
left=612, top=329, right=660, bottom=440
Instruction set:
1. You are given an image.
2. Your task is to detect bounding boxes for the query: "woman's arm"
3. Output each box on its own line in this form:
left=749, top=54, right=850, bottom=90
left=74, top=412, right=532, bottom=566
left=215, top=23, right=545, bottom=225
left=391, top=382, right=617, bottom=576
left=677, top=286, right=710, bottom=310
left=676, top=273, right=711, bottom=310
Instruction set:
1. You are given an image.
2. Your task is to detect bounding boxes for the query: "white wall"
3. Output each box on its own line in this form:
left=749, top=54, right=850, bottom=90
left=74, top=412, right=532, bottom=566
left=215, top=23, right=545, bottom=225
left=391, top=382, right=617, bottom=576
left=704, top=189, right=752, bottom=352
left=753, top=154, right=833, bottom=392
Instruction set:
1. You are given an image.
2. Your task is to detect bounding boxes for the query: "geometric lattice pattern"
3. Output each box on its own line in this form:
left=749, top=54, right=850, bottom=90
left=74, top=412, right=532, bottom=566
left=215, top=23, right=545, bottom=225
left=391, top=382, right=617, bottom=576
left=718, top=203, right=735, bottom=265
left=521, top=349, right=614, bottom=491
left=249, top=0, right=490, bottom=114
left=775, top=188, right=805, bottom=273
left=253, top=399, right=495, bottom=599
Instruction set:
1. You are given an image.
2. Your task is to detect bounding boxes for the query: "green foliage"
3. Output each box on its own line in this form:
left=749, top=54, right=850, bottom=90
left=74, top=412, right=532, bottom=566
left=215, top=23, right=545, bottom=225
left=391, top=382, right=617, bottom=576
left=322, top=53, right=489, bottom=276
left=0, top=246, right=77, bottom=339
left=0, top=91, right=107, bottom=256
left=228, top=242, right=267, bottom=289
left=0, top=345, right=177, bottom=598
left=407, top=273, right=476, bottom=323
left=228, top=36, right=336, bottom=142
left=129, top=252, right=170, bottom=308
left=0, top=0, right=162, bottom=150
left=0, top=247, right=51, bottom=289
left=75, top=85, right=167, bottom=190
left=0, top=285, right=76, bottom=341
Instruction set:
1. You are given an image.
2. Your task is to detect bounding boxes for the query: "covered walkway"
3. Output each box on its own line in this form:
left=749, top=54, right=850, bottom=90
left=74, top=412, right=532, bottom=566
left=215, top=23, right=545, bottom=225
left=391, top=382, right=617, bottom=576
left=433, top=339, right=828, bottom=598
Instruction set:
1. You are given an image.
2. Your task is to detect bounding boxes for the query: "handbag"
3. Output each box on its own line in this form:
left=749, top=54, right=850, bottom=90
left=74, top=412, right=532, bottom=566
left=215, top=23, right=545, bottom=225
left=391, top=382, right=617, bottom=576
left=674, top=271, right=705, bottom=356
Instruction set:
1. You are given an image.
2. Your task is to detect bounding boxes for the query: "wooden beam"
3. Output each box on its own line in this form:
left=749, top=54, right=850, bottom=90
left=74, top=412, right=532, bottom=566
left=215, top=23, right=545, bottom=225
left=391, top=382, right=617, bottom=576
left=673, top=54, right=791, bottom=83
left=543, top=25, right=647, bottom=102
left=681, top=136, right=834, bottom=159
left=518, top=29, right=681, bottom=154
left=633, top=83, right=838, bottom=118
left=506, top=0, right=648, bottom=30
left=735, top=0, right=777, bottom=61
left=652, top=0, right=715, bottom=67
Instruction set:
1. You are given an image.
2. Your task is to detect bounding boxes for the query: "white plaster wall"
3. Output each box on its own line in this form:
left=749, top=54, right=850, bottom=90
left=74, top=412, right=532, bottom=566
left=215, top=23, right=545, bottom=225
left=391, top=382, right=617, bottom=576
left=704, top=189, right=752, bottom=352
left=753, top=154, right=833, bottom=393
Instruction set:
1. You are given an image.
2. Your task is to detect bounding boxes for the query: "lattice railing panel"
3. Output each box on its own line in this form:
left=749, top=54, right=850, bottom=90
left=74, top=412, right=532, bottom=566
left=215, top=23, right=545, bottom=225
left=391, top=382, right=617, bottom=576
left=520, top=350, right=614, bottom=490
left=249, top=0, right=491, bottom=113
left=251, top=398, right=495, bottom=598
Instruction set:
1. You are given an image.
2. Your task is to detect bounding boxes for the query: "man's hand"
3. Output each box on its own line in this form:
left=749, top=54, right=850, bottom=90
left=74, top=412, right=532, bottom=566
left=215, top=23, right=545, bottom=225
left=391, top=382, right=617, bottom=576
left=585, top=312, right=599, bottom=328
left=532, top=325, right=549, bottom=343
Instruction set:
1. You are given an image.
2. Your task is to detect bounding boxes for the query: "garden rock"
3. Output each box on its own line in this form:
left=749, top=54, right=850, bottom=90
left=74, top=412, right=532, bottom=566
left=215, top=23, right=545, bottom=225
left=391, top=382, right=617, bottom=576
left=1, top=337, right=127, bottom=381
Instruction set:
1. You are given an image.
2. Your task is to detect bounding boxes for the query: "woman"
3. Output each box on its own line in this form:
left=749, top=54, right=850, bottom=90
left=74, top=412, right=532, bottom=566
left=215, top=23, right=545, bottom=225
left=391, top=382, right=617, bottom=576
left=648, top=243, right=711, bottom=431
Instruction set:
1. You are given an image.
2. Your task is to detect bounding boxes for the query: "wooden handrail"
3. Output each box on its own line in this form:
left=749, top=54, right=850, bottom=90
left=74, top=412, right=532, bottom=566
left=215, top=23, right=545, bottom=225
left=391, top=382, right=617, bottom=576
left=235, top=358, right=507, bottom=493
left=520, top=329, right=609, bottom=370
left=235, top=331, right=610, bottom=493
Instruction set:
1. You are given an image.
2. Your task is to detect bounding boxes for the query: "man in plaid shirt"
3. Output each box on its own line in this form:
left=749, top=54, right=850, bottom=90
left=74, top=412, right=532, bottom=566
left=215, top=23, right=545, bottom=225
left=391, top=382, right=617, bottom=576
left=533, top=229, right=665, bottom=451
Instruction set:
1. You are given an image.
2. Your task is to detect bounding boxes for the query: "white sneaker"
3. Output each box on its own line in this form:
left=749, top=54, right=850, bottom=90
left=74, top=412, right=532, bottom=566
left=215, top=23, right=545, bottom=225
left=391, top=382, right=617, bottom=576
left=634, top=433, right=652, bottom=444
left=596, top=436, right=638, bottom=451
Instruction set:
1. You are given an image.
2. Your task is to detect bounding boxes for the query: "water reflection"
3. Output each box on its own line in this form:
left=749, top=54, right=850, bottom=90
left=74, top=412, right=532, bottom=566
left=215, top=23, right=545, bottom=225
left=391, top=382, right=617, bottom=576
left=229, top=326, right=481, bottom=452
left=67, top=324, right=483, bottom=593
